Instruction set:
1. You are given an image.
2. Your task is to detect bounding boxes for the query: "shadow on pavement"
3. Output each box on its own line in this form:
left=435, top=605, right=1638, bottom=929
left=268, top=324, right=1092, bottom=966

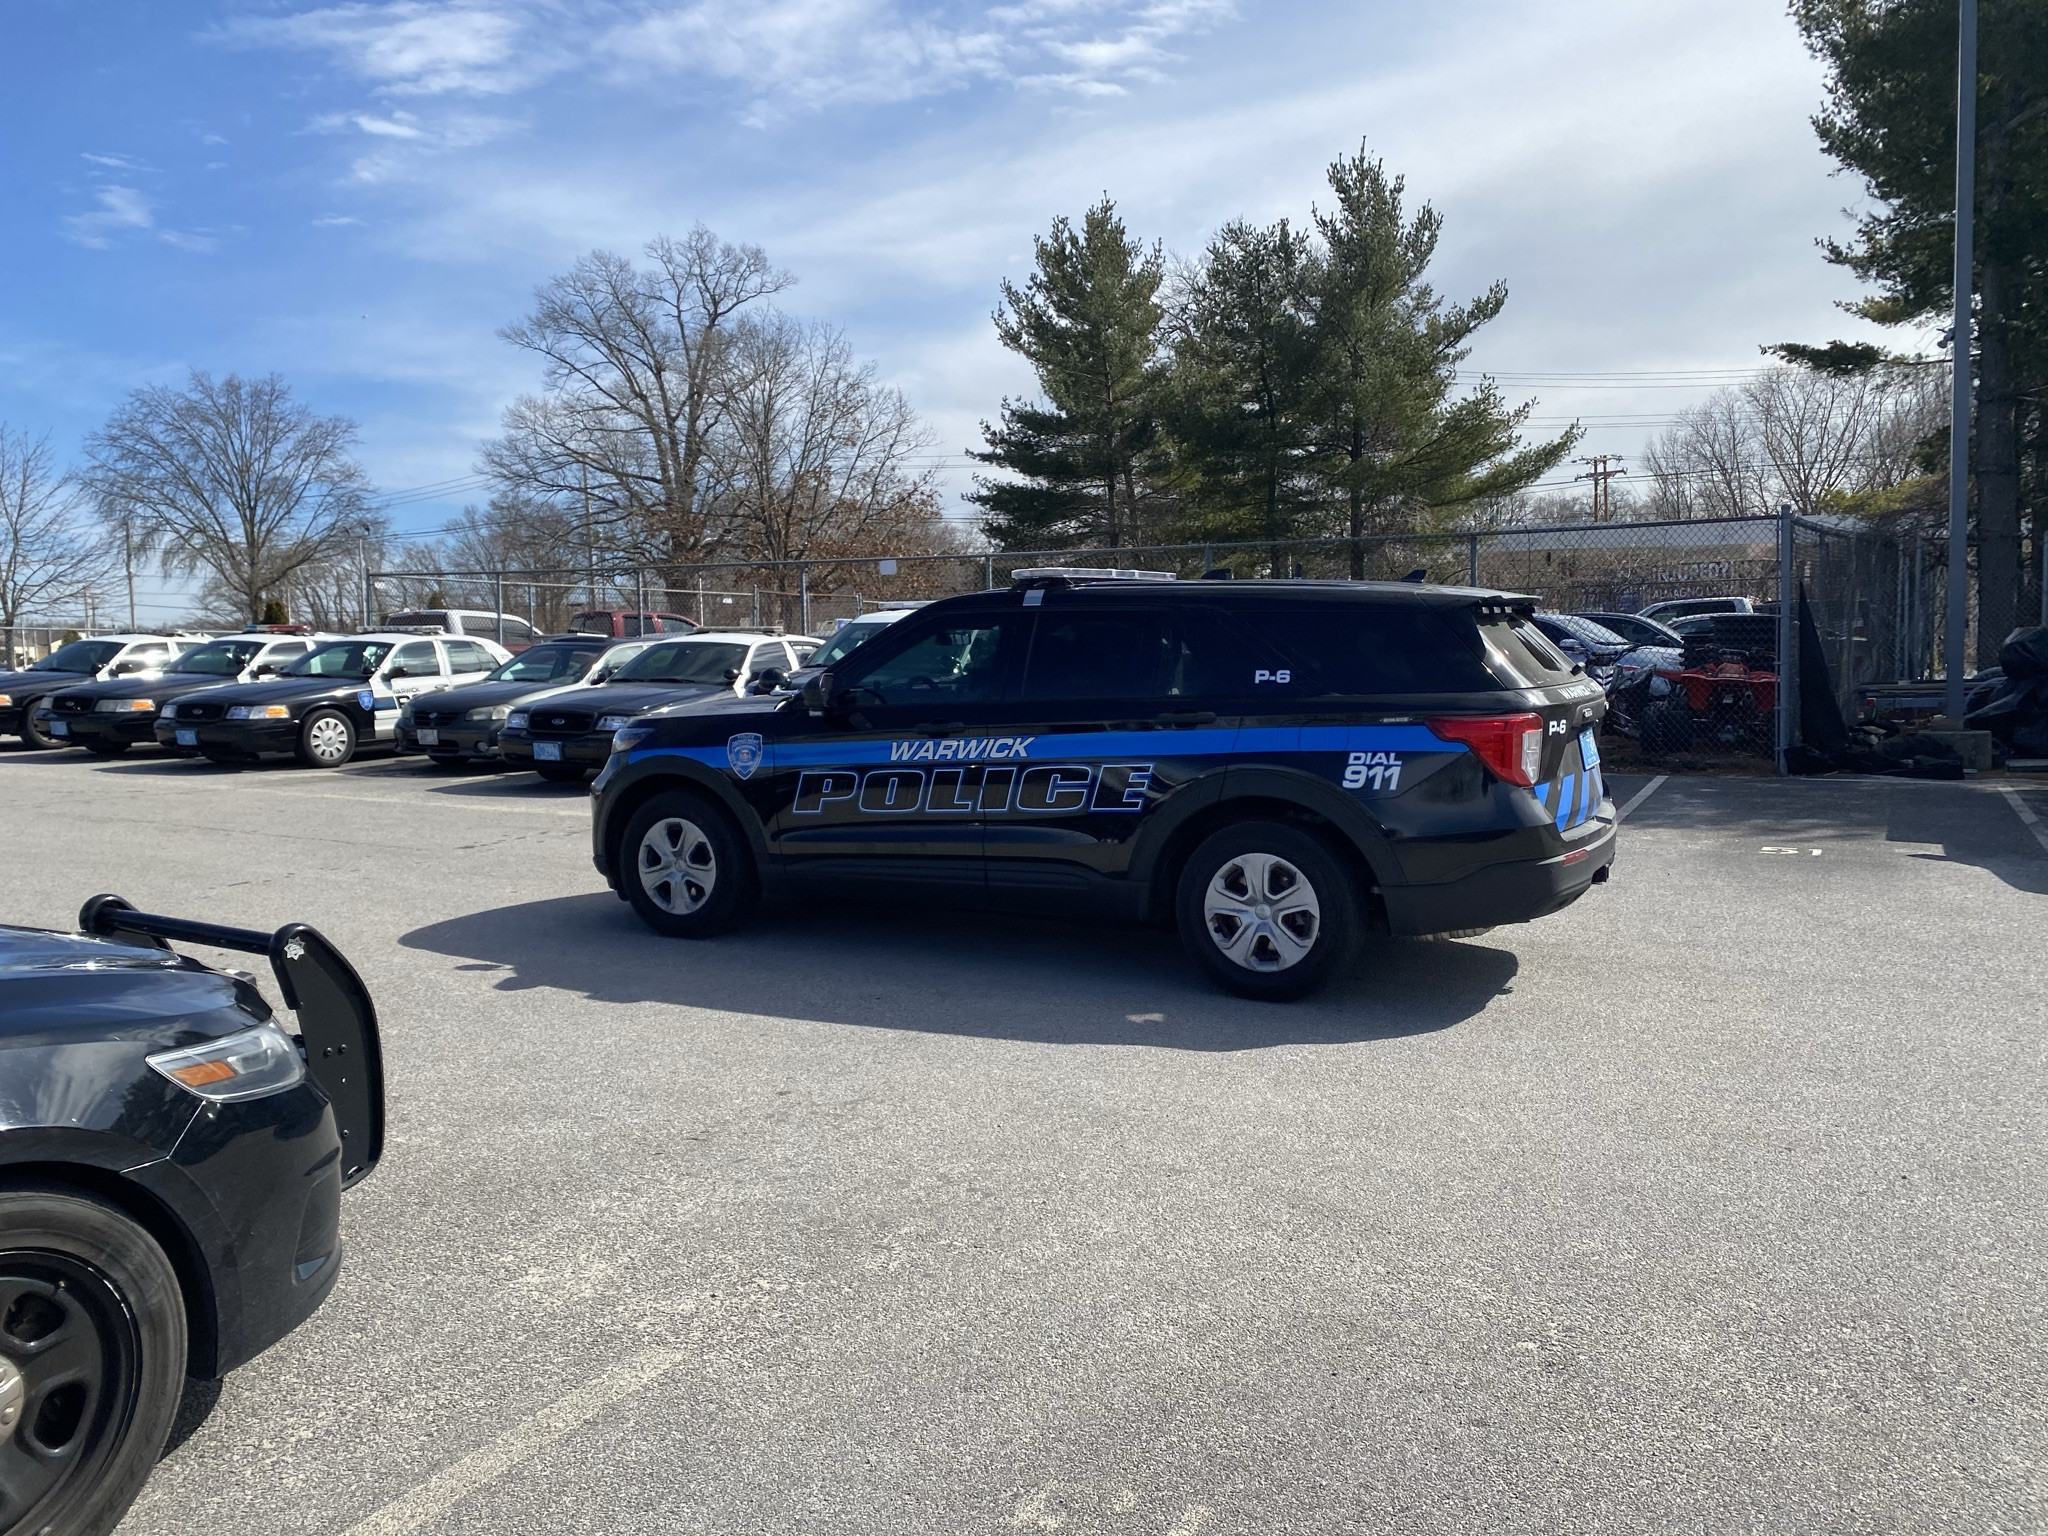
left=1629, top=774, right=2048, bottom=896
left=400, top=893, right=1519, bottom=1050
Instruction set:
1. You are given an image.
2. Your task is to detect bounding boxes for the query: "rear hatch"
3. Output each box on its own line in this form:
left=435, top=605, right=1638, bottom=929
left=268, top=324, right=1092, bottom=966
left=1474, top=605, right=1610, bottom=833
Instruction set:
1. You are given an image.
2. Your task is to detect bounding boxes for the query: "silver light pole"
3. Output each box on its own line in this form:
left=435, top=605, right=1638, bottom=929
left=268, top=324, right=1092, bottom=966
left=1944, top=0, right=1977, bottom=724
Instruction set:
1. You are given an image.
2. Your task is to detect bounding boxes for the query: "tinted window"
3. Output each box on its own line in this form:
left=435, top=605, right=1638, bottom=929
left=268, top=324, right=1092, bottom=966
left=389, top=641, right=441, bottom=677
left=286, top=641, right=391, bottom=679
left=656, top=615, right=695, bottom=633
left=568, top=612, right=615, bottom=635
left=490, top=645, right=600, bottom=684
left=1022, top=611, right=1173, bottom=701
left=616, top=641, right=749, bottom=685
left=444, top=640, right=496, bottom=673
left=1480, top=617, right=1578, bottom=685
left=380, top=611, right=446, bottom=630
left=169, top=640, right=264, bottom=676
left=1230, top=603, right=1499, bottom=695
left=28, top=640, right=124, bottom=673
left=845, top=621, right=1007, bottom=706
left=808, top=618, right=896, bottom=669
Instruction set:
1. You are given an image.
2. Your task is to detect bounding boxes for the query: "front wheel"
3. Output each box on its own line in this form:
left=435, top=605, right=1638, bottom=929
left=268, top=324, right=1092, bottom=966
left=620, top=791, right=759, bottom=937
left=295, top=709, right=356, bottom=769
left=0, top=1185, right=188, bottom=1536
left=1175, top=821, right=1360, bottom=1001
left=17, top=699, right=58, bottom=749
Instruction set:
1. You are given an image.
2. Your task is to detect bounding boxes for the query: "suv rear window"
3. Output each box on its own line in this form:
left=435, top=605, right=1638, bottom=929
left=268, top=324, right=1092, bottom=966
left=1227, top=603, right=1499, bottom=695
left=1478, top=616, right=1579, bottom=686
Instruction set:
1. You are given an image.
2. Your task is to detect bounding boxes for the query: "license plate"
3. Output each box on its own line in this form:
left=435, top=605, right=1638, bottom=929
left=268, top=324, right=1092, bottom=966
left=49, top=720, right=66, bottom=736
left=416, top=728, right=439, bottom=745
left=1580, top=728, right=1601, bottom=769
left=176, top=729, right=197, bottom=746
left=535, top=741, right=562, bottom=761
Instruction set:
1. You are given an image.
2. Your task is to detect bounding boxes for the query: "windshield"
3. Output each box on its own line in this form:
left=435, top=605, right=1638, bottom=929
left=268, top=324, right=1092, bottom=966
left=614, top=641, right=749, bottom=685
left=806, top=619, right=895, bottom=670
left=488, top=645, right=603, bottom=684
left=283, top=641, right=392, bottom=680
left=29, top=640, right=123, bottom=674
left=168, top=640, right=264, bottom=676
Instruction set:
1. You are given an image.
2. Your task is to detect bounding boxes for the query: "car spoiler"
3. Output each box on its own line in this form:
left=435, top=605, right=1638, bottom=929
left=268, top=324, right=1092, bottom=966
left=78, top=895, right=386, bottom=1188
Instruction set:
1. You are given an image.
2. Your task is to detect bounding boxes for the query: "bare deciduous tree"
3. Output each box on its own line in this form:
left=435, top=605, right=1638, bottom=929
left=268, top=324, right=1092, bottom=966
left=1, top=427, right=108, bottom=657
left=484, top=227, right=791, bottom=576
left=81, top=371, right=372, bottom=623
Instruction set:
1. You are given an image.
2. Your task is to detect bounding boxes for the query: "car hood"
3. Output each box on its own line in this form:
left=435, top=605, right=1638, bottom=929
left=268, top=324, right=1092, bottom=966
left=0, top=926, right=261, bottom=1048
left=0, top=666, right=97, bottom=693
left=190, top=676, right=369, bottom=708
left=46, top=674, right=253, bottom=703
left=549, top=680, right=729, bottom=717
left=420, top=678, right=579, bottom=711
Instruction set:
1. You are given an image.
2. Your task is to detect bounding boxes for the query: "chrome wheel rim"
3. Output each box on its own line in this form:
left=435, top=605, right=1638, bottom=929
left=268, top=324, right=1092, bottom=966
left=1203, top=852, right=1320, bottom=972
left=638, top=817, right=717, bottom=914
left=306, top=716, right=350, bottom=763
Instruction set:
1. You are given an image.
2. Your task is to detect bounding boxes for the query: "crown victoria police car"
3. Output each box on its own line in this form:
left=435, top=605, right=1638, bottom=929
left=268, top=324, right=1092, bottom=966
left=589, top=571, right=1616, bottom=1000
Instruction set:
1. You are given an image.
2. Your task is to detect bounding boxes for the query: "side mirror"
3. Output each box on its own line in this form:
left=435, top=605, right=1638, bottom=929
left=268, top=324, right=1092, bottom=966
left=111, top=659, right=145, bottom=677
left=800, top=672, right=835, bottom=713
left=723, top=667, right=742, bottom=684
left=750, top=668, right=788, bottom=694
left=254, top=662, right=278, bottom=677
left=385, top=666, right=409, bottom=681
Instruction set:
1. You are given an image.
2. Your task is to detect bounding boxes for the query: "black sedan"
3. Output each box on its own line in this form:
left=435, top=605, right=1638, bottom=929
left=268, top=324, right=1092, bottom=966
left=499, top=633, right=802, bottom=784
left=35, top=632, right=332, bottom=757
left=397, top=634, right=650, bottom=766
left=0, top=896, right=382, bottom=1536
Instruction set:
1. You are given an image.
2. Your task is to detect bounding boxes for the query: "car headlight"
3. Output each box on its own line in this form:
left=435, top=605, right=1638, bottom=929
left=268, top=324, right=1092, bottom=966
left=159, top=703, right=178, bottom=719
left=595, top=713, right=634, bottom=731
left=505, top=710, right=529, bottom=731
left=147, top=1020, right=306, bottom=1102
left=465, top=704, right=512, bottom=722
left=0, top=694, right=12, bottom=707
left=95, top=698, right=157, bottom=712
left=611, top=724, right=657, bottom=754
left=227, top=704, right=291, bottom=720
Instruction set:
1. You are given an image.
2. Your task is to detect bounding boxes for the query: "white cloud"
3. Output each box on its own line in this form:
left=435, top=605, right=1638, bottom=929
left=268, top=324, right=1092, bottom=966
left=81, top=151, right=151, bottom=170
left=62, top=186, right=155, bottom=248
left=219, top=1, right=547, bottom=95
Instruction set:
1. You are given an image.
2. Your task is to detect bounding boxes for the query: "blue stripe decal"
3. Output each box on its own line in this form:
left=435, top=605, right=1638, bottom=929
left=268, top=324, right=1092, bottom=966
left=1573, top=770, right=1590, bottom=828
left=1555, top=773, right=1577, bottom=831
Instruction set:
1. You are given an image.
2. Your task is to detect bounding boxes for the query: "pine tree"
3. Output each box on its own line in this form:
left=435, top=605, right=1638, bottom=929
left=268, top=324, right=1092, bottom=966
left=970, top=200, right=1168, bottom=550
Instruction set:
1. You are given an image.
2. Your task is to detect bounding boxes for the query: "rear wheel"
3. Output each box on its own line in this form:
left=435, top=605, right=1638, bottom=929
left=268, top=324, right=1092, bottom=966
left=295, top=709, right=355, bottom=769
left=84, top=740, right=130, bottom=758
left=620, top=791, right=759, bottom=937
left=0, top=1185, right=187, bottom=1536
left=1175, top=821, right=1359, bottom=1001
left=17, top=700, right=58, bottom=749
left=534, top=763, right=587, bottom=785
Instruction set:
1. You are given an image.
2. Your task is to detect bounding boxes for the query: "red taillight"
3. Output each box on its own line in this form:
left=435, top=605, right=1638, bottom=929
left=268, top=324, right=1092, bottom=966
left=1425, top=713, right=1544, bottom=787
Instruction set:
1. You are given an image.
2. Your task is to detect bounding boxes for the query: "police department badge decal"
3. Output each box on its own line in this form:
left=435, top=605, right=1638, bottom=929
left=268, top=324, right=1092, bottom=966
left=726, top=732, right=764, bottom=780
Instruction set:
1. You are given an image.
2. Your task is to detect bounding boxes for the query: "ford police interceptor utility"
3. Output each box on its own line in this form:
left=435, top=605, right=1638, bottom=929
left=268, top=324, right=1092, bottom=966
left=589, top=570, right=1615, bottom=1000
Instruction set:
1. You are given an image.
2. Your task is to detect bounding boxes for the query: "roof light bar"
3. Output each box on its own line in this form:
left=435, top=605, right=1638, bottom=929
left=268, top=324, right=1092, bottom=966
left=1009, top=567, right=1179, bottom=587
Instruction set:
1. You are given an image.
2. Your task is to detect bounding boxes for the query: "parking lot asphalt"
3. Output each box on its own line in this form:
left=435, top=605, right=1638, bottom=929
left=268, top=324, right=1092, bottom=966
left=5, top=748, right=2046, bottom=1536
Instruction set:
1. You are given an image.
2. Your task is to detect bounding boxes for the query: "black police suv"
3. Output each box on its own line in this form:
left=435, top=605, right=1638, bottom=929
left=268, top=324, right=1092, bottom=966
left=36, top=632, right=331, bottom=757
left=0, top=896, right=382, bottom=1536
left=162, top=633, right=504, bottom=768
left=589, top=570, right=1616, bottom=1000
left=500, top=632, right=808, bottom=784
left=397, top=633, right=647, bottom=766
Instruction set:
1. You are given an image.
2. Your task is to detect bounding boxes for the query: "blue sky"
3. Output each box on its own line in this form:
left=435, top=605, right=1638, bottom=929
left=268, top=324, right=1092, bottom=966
left=4, top=0, right=1903, bottom=621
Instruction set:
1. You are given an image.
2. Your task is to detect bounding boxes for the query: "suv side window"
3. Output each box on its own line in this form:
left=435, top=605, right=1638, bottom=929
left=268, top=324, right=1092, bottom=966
left=1020, top=610, right=1174, bottom=702
left=1479, top=617, right=1577, bottom=686
left=1229, top=603, right=1498, bottom=696
left=389, top=641, right=441, bottom=678
left=445, top=640, right=496, bottom=673
left=842, top=619, right=1010, bottom=706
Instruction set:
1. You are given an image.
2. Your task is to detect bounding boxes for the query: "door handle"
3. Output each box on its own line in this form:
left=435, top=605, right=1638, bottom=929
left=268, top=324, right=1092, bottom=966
left=918, top=721, right=967, bottom=736
left=1152, top=710, right=1217, bottom=726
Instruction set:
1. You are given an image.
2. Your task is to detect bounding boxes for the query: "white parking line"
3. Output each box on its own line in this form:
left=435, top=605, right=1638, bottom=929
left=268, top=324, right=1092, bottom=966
left=1999, top=785, right=2048, bottom=854
left=1616, top=774, right=1668, bottom=822
left=340, top=1347, right=687, bottom=1536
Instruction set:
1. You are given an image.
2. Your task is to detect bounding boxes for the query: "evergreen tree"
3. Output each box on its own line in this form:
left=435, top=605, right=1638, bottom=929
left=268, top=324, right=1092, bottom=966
left=1304, top=146, right=1577, bottom=576
left=970, top=200, right=1168, bottom=550
left=1789, top=0, right=2047, bottom=658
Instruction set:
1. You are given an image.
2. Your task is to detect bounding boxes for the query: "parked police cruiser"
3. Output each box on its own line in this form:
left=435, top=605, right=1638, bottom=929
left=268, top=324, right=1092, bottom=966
left=36, top=629, right=337, bottom=756
left=589, top=569, right=1615, bottom=1000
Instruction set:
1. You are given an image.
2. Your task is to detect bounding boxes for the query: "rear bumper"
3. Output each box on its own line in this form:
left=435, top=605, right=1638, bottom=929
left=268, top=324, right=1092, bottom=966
left=1380, top=808, right=1617, bottom=936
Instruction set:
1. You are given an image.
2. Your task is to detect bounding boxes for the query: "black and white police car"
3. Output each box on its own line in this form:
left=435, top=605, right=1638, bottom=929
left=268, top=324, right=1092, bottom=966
left=34, top=630, right=339, bottom=757
left=158, top=633, right=509, bottom=768
left=0, top=636, right=200, bottom=750
left=589, top=569, right=1615, bottom=1000
left=397, top=634, right=655, bottom=766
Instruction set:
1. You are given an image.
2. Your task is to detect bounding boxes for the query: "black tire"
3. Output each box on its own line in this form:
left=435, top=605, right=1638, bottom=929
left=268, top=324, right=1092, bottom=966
left=17, top=699, right=58, bottom=749
left=1175, top=821, right=1360, bottom=1001
left=619, top=790, right=759, bottom=938
left=534, top=763, right=588, bottom=785
left=0, top=1185, right=188, bottom=1536
left=84, top=740, right=131, bottom=758
left=295, top=709, right=356, bottom=769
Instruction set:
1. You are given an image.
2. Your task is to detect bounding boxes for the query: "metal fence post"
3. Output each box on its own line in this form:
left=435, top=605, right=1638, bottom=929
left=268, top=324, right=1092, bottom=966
left=1777, top=505, right=1796, bottom=772
left=799, top=566, right=811, bottom=634
left=1467, top=533, right=1480, bottom=587
left=494, top=570, right=506, bottom=642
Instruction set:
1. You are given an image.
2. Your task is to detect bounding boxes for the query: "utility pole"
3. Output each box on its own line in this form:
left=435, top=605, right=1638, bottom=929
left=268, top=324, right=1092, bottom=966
left=122, top=521, right=136, bottom=630
left=1944, top=0, right=1977, bottom=725
left=580, top=464, right=597, bottom=612
left=1574, top=455, right=1627, bottom=523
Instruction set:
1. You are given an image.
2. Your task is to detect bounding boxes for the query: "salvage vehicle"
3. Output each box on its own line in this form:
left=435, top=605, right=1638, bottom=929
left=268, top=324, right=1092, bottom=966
left=589, top=570, right=1615, bottom=1001
left=1637, top=596, right=1755, bottom=624
left=0, top=637, right=198, bottom=750
left=33, top=631, right=337, bottom=757
left=1640, top=614, right=1782, bottom=757
left=500, top=631, right=816, bottom=785
left=1573, top=611, right=1684, bottom=651
left=0, top=895, right=382, bottom=1536
left=398, top=634, right=654, bottom=766
left=159, top=633, right=508, bottom=768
